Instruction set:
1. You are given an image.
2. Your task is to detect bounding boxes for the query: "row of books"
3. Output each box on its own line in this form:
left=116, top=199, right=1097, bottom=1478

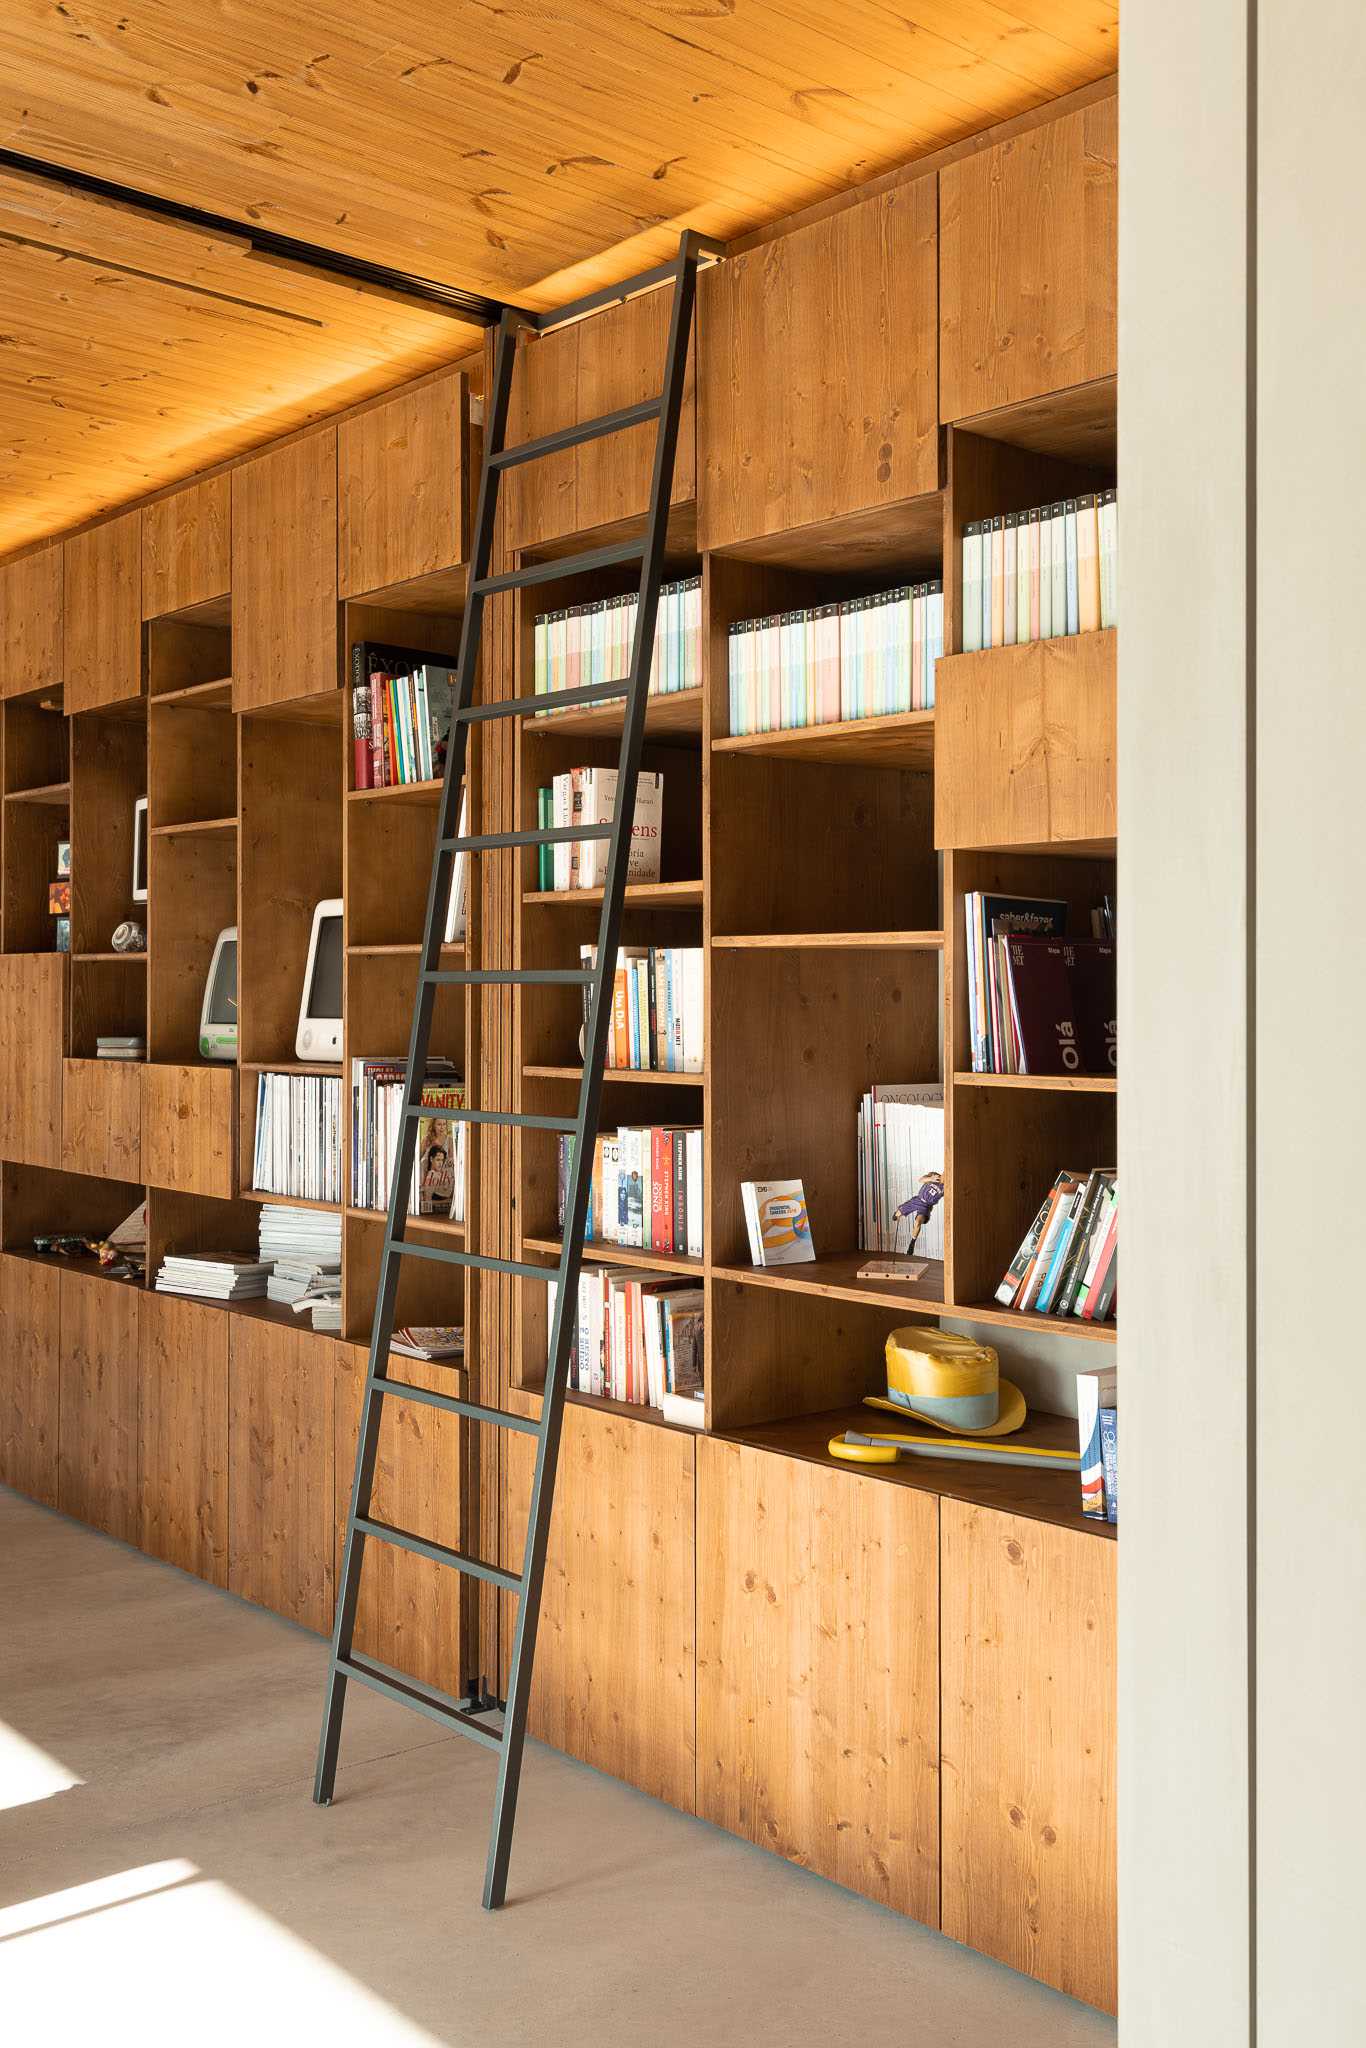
left=557, top=1124, right=703, bottom=1259
left=539, top=768, right=663, bottom=891
left=856, top=1083, right=946, bottom=1263
left=965, top=892, right=1116, bottom=1076
left=1078, top=1366, right=1118, bottom=1522
left=350, top=644, right=453, bottom=791
left=962, top=490, right=1117, bottom=655
left=532, top=576, right=702, bottom=708
left=350, top=1057, right=467, bottom=1221
left=579, top=945, right=704, bottom=1073
left=726, top=582, right=944, bottom=737
left=252, top=1073, right=343, bottom=1205
left=998, top=1169, right=1117, bottom=1322
left=546, top=1268, right=704, bottom=1422
left=259, top=1207, right=344, bottom=1331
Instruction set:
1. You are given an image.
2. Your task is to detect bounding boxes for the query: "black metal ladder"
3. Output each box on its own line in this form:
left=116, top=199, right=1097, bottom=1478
left=314, top=231, right=718, bottom=1910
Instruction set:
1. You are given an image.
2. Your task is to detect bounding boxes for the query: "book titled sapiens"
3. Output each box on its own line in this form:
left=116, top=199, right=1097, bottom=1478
left=741, top=1179, right=815, bottom=1266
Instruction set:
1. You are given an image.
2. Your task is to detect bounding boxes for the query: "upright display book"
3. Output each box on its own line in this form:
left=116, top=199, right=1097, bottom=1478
left=1077, top=1366, right=1118, bottom=1518
left=741, top=1179, right=815, bottom=1266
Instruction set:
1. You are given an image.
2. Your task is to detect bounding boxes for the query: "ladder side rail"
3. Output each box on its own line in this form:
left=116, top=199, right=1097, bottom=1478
left=482, top=237, right=704, bottom=1909
left=315, top=306, right=522, bottom=1805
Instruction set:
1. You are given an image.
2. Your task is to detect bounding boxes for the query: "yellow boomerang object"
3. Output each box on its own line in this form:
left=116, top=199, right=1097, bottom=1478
left=828, top=1429, right=1080, bottom=1471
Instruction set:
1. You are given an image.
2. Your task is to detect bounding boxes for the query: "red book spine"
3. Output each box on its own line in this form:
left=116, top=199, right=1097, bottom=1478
left=369, top=678, right=385, bottom=788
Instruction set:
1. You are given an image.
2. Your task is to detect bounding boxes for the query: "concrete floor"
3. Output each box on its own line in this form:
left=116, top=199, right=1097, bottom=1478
left=0, top=1487, right=1116, bottom=2048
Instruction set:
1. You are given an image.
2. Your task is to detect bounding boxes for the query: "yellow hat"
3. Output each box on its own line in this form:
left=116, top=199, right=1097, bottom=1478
left=869, top=1326, right=1026, bottom=1437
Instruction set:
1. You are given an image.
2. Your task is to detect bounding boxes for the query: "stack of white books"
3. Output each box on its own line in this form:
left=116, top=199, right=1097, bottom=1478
left=258, top=1205, right=343, bottom=1268
left=155, top=1253, right=270, bottom=1301
left=267, top=1257, right=342, bottom=1306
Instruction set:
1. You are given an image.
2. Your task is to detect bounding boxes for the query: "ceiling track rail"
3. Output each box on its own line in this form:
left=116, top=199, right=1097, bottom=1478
left=0, top=145, right=512, bottom=325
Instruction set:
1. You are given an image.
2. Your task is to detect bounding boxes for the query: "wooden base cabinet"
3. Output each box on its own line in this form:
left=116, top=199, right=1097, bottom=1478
left=0, top=1253, right=61, bottom=1508
left=504, top=1402, right=697, bottom=1813
left=57, top=1268, right=141, bottom=1543
left=227, top=1317, right=338, bottom=1631
left=140, top=1290, right=228, bottom=1586
left=940, top=1500, right=1117, bottom=2014
left=696, top=1437, right=940, bottom=1923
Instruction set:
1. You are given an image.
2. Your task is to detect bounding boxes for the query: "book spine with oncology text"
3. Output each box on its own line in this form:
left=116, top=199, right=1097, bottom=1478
left=350, top=645, right=372, bottom=789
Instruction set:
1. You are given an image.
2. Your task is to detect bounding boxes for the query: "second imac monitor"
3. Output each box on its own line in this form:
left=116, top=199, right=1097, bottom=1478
left=296, top=898, right=344, bottom=1062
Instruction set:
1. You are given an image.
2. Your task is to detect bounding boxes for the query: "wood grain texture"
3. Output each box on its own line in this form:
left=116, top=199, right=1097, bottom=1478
left=231, top=430, right=338, bottom=711
left=141, top=1062, right=236, bottom=1197
left=338, top=372, right=467, bottom=598
left=940, top=97, right=1117, bottom=422
left=0, top=543, right=62, bottom=699
left=62, top=1057, right=142, bottom=1182
left=0, top=1250, right=61, bottom=1508
left=696, top=1434, right=939, bottom=1920
left=0, top=953, right=67, bottom=1166
left=62, top=510, right=142, bottom=712
left=228, top=1314, right=337, bottom=1632
left=141, top=475, right=230, bottom=619
left=69, top=709, right=147, bottom=954
left=334, top=1347, right=466, bottom=1696
left=934, top=631, right=1116, bottom=849
left=940, top=1499, right=1117, bottom=2012
left=699, top=180, right=939, bottom=552
left=504, top=1400, right=696, bottom=1812
left=58, top=1266, right=141, bottom=1543
left=140, top=1288, right=228, bottom=1585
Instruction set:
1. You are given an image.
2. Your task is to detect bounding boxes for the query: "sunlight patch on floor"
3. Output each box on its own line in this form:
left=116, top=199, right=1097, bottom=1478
left=0, top=1717, right=83, bottom=1812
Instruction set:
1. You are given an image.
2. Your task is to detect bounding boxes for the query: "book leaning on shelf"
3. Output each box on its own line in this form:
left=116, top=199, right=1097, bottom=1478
left=964, top=891, right=1117, bottom=1076
left=727, top=580, right=943, bottom=738
left=532, top=576, right=701, bottom=710
left=962, top=489, right=1117, bottom=656
left=1077, top=1366, right=1118, bottom=1522
left=856, top=1083, right=946, bottom=1264
left=545, top=767, right=663, bottom=891
left=252, top=1072, right=343, bottom=1204
left=350, top=1057, right=467, bottom=1222
left=557, top=1125, right=703, bottom=1259
left=546, top=1266, right=703, bottom=1418
left=997, top=1169, right=1117, bottom=1322
left=578, top=945, right=703, bottom=1073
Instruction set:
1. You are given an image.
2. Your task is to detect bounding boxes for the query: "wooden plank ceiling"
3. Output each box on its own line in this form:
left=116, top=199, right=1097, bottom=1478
left=0, top=1, right=1117, bottom=551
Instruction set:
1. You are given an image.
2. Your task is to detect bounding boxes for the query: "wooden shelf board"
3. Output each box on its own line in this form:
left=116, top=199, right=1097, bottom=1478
left=714, top=708, right=934, bottom=770
left=348, top=778, right=444, bottom=805
left=954, top=1070, right=1117, bottom=1094
left=347, top=942, right=465, bottom=958
left=953, top=374, right=1117, bottom=469
left=711, top=488, right=945, bottom=576
left=4, top=779, right=71, bottom=806
left=344, top=1206, right=465, bottom=1240
left=3, top=1246, right=145, bottom=1291
left=239, top=1189, right=341, bottom=1212
left=723, top=1402, right=1115, bottom=1540
left=523, top=687, right=703, bottom=740
left=346, top=562, right=468, bottom=615
left=513, top=1377, right=701, bottom=1437
left=953, top=1299, right=1117, bottom=1344
left=151, top=815, right=237, bottom=839
left=523, top=1063, right=704, bottom=1087
left=523, top=1233, right=704, bottom=1277
left=715, top=929, right=943, bottom=951
left=74, top=952, right=146, bottom=964
left=523, top=879, right=704, bottom=910
left=240, top=1060, right=343, bottom=1077
left=713, top=1251, right=948, bottom=1316
left=149, top=677, right=233, bottom=710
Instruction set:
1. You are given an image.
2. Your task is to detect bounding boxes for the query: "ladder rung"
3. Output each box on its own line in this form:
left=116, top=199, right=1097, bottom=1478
left=388, top=1240, right=557, bottom=1282
left=404, top=1104, right=579, bottom=1132
left=491, top=398, right=662, bottom=470
left=455, top=679, right=629, bottom=725
left=439, top=823, right=613, bottom=854
left=423, top=967, right=594, bottom=987
left=356, top=1515, right=522, bottom=1592
left=471, top=538, right=645, bottom=598
left=532, top=257, right=680, bottom=333
left=336, top=1653, right=504, bottom=1753
left=373, top=1376, right=543, bottom=1435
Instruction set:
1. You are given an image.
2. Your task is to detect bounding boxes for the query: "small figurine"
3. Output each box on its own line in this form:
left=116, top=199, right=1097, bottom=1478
left=892, top=1172, right=944, bottom=1251
left=111, top=920, right=146, bottom=954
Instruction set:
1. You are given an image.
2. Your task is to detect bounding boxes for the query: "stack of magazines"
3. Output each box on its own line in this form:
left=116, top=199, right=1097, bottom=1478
left=154, top=1252, right=269, bottom=1302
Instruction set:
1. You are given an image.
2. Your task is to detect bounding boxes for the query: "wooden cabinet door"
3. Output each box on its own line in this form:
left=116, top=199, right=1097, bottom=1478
left=506, top=291, right=696, bottom=551
left=940, top=1499, right=1117, bottom=2013
left=334, top=1346, right=466, bottom=1696
left=141, top=1062, right=236, bottom=1197
left=0, top=954, right=67, bottom=1168
left=338, top=373, right=467, bottom=597
left=0, top=544, right=62, bottom=700
left=63, top=510, right=142, bottom=712
left=231, top=430, right=338, bottom=711
left=228, top=1315, right=337, bottom=1630
left=699, top=181, right=939, bottom=553
left=141, top=475, right=230, bottom=619
left=697, top=1436, right=940, bottom=1921
left=504, top=1401, right=696, bottom=1812
left=141, top=1289, right=228, bottom=1585
left=58, top=1267, right=141, bottom=1543
left=62, top=1058, right=142, bottom=1182
left=0, top=1251, right=61, bottom=1507
left=940, top=97, right=1117, bottom=423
